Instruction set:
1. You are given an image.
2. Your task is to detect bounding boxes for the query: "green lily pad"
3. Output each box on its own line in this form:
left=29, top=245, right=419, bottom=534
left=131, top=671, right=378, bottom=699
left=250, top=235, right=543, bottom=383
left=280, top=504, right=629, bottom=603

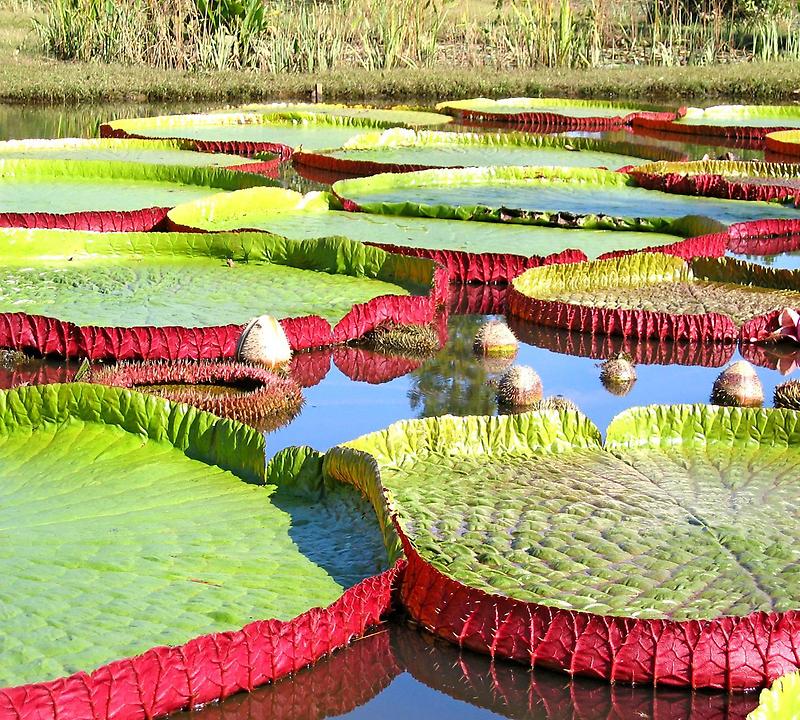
left=102, top=111, right=433, bottom=152
left=512, top=252, right=800, bottom=328
left=0, top=383, right=388, bottom=688
left=435, top=97, right=647, bottom=121
left=300, top=128, right=681, bottom=172
left=632, top=159, right=800, bottom=189
left=675, top=105, right=800, bottom=129
left=0, top=228, right=424, bottom=327
left=167, top=187, right=702, bottom=259
left=0, top=159, right=273, bottom=214
left=328, top=405, right=800, bottom=621
left=748, top=672, right=800, bottom=720
left=225, top=102, right=452, bottom=127
left=332, top=167, right=800, bottom=229
left=0, top=138, right=262, bottom=167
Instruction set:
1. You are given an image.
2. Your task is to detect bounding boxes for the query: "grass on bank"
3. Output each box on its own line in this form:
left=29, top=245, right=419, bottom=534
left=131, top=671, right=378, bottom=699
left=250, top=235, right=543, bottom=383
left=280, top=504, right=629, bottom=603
left=2, top=2, right=800, bottom=104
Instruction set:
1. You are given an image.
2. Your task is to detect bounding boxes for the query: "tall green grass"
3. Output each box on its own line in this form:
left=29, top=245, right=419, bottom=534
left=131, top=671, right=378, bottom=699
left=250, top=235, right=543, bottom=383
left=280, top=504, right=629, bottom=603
left=34, top=0, right=800, bottom=72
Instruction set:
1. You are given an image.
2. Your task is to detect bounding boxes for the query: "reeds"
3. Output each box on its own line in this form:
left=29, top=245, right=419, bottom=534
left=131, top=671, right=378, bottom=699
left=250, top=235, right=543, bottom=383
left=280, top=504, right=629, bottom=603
left=35, top=0, right=800, bottom=72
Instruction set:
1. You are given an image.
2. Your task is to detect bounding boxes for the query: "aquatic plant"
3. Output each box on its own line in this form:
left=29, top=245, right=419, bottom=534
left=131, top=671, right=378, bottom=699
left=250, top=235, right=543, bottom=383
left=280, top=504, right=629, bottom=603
left=531, top=394, right=581, bottom=413
left=711, top=360, right=764, bottom=407
left=599, top=352, right=637, bottom=396
left=327, top=404, right=800, bottom=688
left=496, top=365, right=543, bottom=408
left=509, top=252, right=800, bottom=344
left=0, top=228, right=444, bottom=361
left=773, top=378, right=800, bottom=410
left=473, top=321, right=519, bottom=358
left=237, top=314, right=293, bottom=368
left=0, top=383, right=399, bottom=718
left=359, top=323, right=441, bottom=357
left=90, top=360, right=303, bottom=427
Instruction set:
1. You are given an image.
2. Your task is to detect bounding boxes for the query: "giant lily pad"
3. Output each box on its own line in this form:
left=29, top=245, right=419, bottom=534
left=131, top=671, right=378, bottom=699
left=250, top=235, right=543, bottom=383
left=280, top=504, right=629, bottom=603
left=100, top=110, right=436, bottom=156
left=0, top=158, right=274, bottom=231
left=222, top=102, right=452, bottom=127
left=633, top=105, right=800, bottom=142
left=168, top=187, right=725, bottom=283
left=630, top=160, right=800, bottom=206
left=293, top=128, right=687, bottom=178
left=0, top=137, right=266, bottom=168
left=324, top=405, right=800, bottom=689
left=0, top=227, right=442, bottom=359
left=0, top=384, right=398, bottom=717
left=434, top=97, right=675, bottom=129
left=766, top=129, right=800, bottom=159
left=508, top=252, right=800, bottom=343
left=333, top=166, right=800, bottom=230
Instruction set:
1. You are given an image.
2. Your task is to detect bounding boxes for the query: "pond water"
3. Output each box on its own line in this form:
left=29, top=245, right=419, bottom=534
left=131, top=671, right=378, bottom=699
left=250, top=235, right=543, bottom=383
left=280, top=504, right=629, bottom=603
left=0, top=102, right=791, bottom=719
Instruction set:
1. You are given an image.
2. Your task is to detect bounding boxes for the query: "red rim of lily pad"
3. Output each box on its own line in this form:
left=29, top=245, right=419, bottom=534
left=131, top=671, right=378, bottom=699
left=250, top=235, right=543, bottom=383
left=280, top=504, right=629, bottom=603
left=765, top=129, right=800, bottom=158
left=0, top=159, right=276, bottom=232
left=393, top=625, right=761, bottom=720
left=100, top=120, right=294, bottom=161
left=434, top=98, right=677, bottom=130
left=628, top=160, right=800, bottom=205
left=506, top=252, right=800, bottom=344
left=631, top=105, right=800, bottom=143
left=171, top=626, right=402, bottom=720
left=325, top=407, right=800, bottom=691
left=0, top=230, right=448, bottom=361
left=727, top=217, right=800, bottom=255
left=368, top=228, right=728, bottom=286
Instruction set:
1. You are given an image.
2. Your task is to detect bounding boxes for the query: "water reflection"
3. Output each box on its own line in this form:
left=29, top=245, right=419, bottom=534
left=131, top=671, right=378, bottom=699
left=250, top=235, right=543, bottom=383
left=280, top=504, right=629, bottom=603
left=176, top=623, right=760, bottom=720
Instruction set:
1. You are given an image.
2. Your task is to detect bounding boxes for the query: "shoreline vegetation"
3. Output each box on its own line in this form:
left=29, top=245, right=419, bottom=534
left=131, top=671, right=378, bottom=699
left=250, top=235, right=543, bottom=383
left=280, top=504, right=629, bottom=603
left=3, top=0, right=800, bottom=105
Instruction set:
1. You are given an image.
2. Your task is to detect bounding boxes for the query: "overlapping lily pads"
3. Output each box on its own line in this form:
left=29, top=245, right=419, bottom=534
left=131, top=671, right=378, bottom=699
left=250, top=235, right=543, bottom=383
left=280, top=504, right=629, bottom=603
left=0, top=227, right=444, bottom=359
left=508, top=252, right=800, bottom=343
left=168, top=186, right=725, bottom=283
left=324, top=405, right=800, bottom=689
left=633, top=104, right=800, bottom=143
left=0, top=158, right=274, bottom=231
left=0, top=383, right=399, bottom=718
left=293, top=128, right=688, bottom=179
left=333, top=166, right=800, bottom=230
left=435, top=97, right=676, bottom=129
left=101, top=109, right=446, bottom=157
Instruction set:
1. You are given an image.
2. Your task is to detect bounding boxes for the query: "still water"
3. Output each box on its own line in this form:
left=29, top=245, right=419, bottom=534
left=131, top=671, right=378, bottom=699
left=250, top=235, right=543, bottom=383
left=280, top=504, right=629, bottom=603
left=0, top=102, right=790, bottom=719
